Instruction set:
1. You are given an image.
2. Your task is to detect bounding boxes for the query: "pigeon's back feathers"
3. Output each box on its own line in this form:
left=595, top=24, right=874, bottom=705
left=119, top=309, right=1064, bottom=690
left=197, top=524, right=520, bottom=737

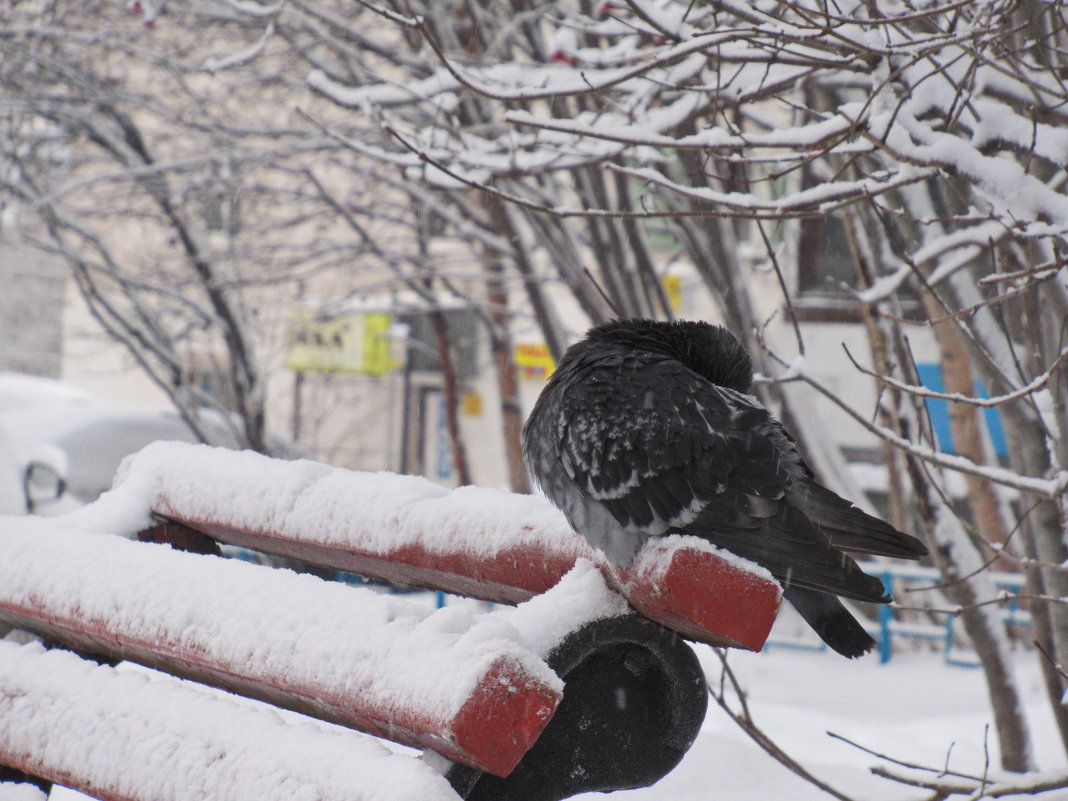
left=525, top=336, right=798, bottom=561
left=522, top=319, right=928, bottom=658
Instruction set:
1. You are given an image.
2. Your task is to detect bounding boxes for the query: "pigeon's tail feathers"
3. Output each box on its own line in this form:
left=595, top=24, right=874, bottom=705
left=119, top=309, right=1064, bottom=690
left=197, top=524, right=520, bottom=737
left=797, top=481, right=928, bottom=559
left=686, top=499, right=892, bottom=605
left=784, top=586, right=876, bottom=659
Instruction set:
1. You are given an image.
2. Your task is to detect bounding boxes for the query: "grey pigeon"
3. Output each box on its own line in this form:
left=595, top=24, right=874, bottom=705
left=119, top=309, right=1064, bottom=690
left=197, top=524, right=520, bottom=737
left=522, top=319, right=928, bottom=658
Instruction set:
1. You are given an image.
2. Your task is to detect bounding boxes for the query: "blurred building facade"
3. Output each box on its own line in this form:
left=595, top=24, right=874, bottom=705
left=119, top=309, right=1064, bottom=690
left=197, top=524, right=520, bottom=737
left=0, top=238, right=65, bottom=378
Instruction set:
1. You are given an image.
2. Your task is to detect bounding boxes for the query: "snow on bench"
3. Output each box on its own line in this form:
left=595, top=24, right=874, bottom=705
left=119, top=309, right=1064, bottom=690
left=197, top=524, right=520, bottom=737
left=0, top=515, right=566, bottom=777
left=109, top=442, right=781, bottom=652
left=0, top=640, right=461, bottom=801
left=0, top=511, right=691, bottom=801
left=0, top=783, right=46, bottom=801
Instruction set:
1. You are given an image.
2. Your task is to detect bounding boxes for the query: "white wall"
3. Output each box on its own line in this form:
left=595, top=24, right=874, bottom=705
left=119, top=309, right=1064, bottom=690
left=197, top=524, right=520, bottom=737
left=61, top=281, right=173, bottom=406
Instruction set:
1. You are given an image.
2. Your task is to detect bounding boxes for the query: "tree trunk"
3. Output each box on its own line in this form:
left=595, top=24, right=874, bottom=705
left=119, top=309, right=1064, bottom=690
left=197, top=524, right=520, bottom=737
left=925, top=296, right=1012, bottom=551
left=898, top=292, right=1036, bottom=773
left=488, top=321, right=530, bottom=494
left=428, top=310, right=472, bottom=487
left=481, top=196, right=530, bottom=494
left=923, top=507, right=1036, bottom=774
left=935, top=261, right=1068, bottom=760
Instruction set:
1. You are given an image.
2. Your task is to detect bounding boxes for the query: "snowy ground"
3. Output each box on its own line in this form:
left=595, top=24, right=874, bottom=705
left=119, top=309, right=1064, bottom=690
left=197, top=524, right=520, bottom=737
left=593, top=644, right=1066, bottom=801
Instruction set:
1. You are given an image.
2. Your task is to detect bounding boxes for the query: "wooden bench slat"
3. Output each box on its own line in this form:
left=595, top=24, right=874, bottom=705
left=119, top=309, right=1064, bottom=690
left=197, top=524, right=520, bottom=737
left=121, top=442, right=781, bottom=651
left=0, top=518, right=560, bottom=777
left=0, top=640, right=461, bottom=801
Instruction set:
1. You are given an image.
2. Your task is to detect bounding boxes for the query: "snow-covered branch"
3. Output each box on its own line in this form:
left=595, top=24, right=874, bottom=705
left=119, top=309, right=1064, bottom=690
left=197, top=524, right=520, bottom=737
left=873, top=764, right=1068, bottom=799
left=776, top=354, right=1068, bottom=499
left=843, top=343, right=1068, bottom=410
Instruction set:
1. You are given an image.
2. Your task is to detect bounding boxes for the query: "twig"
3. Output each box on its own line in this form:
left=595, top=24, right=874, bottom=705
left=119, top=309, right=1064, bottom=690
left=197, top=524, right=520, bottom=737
left=893, top=591, right=1068, bottom=618
left=1034, top=639, right=1068, bottom=683
left=756, top=218, right=804, bottom=357
left=841, top=342, right=1068, bottom=410
left=410, top=7, right=737, bottom=102
left=760, top=342, right=1068, bottom=498
left=827, top=731, right=984, bottom=783
left=582, top=267, right=624, bottom=319
left=872, top=765, right=1068, bottom=799
left=979, top=725, right=990, bottom=799
left=707, top=650, right=859, bottom=801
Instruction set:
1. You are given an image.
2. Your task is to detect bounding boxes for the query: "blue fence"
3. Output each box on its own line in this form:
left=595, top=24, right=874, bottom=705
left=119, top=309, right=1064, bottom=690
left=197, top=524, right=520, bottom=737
left=766, top=563, right=1029, bottom=665
left=875, top=565, right=1028, bottom=666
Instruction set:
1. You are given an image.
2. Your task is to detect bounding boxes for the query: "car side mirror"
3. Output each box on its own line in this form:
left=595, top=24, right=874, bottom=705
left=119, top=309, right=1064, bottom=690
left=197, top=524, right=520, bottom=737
left=24, top=460, right=66, bottom=513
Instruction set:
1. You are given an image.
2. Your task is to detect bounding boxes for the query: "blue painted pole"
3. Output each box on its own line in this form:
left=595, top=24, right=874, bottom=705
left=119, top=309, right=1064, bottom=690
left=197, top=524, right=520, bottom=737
left=878, top=572, right=893, bottom=664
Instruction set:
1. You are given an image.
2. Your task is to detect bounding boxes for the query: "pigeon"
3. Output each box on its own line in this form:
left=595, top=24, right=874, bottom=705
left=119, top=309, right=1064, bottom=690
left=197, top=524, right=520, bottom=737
left=522, top=319, right=928, bottom=658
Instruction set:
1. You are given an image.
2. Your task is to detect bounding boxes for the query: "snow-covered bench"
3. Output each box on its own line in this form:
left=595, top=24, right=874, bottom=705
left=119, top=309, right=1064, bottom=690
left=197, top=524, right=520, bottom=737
left=0, top=443, right=782, bottom=801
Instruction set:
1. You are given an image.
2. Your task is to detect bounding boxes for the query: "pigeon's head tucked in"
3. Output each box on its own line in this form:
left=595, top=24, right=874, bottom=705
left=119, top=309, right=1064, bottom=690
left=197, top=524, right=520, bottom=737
left=522, top=317, right=928, bottom=659
left=581, top=319, right=754, bottom=394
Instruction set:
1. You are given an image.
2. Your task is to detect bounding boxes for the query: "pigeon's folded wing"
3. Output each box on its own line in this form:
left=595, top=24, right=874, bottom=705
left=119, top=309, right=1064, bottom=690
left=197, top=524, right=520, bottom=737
left=532, top=351, right=797, bottom=537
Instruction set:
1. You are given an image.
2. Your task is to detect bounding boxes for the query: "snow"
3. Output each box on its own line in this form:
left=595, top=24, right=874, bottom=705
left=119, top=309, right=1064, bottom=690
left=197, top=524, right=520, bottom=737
left=570, top=645, right=1067, bottom=801
left=103, top=441, right=591, bottom=563
left=0, top=373, right=94, bottom=413
left=200, top=23, right=274, bottom=74
left=632, top=533, right=776, bottom=586
left=495, top=559, right=630, bottom=657
left=0, top=514, right=560, bottom=732
left=1033, top=388, right=1063, bottom=448
left=0, top=641, right=460, bottom=801
left=308, top=46, right=729, bottom=109
left=615, top=163, right=932, bottom=215
left=507, top=100, right=854, bottom=152
left=856, top=218, right=1013, bottom=304
left=786, top=361, right=1068, bottom=499
left=307, top=68, right=461, bottom=112
left=0, top=426, right=23, bottom=516
left=855, top=264, right=911, bottom=304
left=888, top=111, right=1068, bottom=231
left=0, top=443, right=661, bottom=800
left=928, top=503, right=1036, bottom=771
left=0, top=785, right=46, bottom=801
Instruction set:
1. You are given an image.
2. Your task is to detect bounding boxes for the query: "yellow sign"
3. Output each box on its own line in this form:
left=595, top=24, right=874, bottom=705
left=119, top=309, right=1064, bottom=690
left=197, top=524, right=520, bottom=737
left=286, top=310, right=393, bottom=376
left=461, top=391, right=483, bottom=416
left=362, top=312, right=392, bottom=376
left=514, top=342, right=555, bottom=379
left=663, top=274, right=683, bottom=314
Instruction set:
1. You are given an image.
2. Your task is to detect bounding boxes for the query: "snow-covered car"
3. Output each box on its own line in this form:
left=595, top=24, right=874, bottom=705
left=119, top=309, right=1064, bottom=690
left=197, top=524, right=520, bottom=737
left=7, top=402, right=246, bottom=514
left=0, top=373, right=243, bottom=515
left=0, top=424, right=25, bottom=515
left=0, top=371, right=96, bottom=413
left=0, top=372, right=98, bottom=513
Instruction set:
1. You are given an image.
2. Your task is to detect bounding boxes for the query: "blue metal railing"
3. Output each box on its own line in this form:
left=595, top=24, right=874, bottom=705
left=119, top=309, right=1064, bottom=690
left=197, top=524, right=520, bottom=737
left=765, top=564, right=1029, bottom=665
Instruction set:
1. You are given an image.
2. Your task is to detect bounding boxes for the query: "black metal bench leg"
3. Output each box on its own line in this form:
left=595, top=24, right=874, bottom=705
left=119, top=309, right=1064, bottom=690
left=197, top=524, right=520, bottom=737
left=0, top=764, right=52, bottom=796
left=448, top=614, right=707, bottom=801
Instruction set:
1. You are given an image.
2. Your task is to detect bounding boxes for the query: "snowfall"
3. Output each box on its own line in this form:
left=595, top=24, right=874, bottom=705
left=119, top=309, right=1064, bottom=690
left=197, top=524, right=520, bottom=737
left=0, top=442, right=1065, bottom=801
